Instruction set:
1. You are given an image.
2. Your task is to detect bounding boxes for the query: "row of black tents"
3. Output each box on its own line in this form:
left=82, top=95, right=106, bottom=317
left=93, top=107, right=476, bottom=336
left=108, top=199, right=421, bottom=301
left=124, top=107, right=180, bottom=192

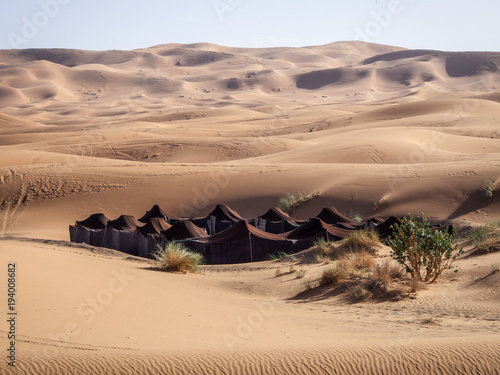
left=70, top=204, right=402, bottom=264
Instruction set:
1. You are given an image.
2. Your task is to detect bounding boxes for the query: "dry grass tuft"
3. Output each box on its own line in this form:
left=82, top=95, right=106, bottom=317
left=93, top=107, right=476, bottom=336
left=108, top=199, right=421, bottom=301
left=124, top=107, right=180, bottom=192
left=296, top=269, right=307, bottom=279
left=320, top=260, right=350, bottom=285
left=314, top=238, right=336, bottom=257
left=278, top=192, right=319, bottom=214
left=314, top=254, right=331, bottom=264
left=352, top=286, right=371, bottom=302
left=154, top=242, right=203, bottom=273
left=342, top=230, right=380, bottom=252
left=352, top=251, right=376, bottom=269
left=275, top=268, right=284, bottom=277
left=491, top=264, right=500, bottom=274
left=289, top=265, right=297, bottom=273
left=372, top=260, right=404, bottom=285
left=467, top=221, right=500, bottom=253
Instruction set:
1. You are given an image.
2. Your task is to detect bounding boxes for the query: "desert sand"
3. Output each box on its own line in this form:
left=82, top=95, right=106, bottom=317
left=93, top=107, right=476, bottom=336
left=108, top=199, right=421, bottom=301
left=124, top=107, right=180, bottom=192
left=1, top=41, right=500, bottom=374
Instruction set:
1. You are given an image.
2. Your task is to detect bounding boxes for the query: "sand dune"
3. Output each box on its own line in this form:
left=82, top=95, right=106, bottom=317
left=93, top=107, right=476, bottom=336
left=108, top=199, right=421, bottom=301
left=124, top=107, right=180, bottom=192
left=1, top=41, right=500, bottom=374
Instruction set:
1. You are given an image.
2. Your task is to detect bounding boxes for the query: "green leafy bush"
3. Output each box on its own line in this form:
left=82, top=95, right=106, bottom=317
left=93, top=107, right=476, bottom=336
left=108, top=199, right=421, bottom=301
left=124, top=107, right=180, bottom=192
left=387, top=214, right=463, bottom=283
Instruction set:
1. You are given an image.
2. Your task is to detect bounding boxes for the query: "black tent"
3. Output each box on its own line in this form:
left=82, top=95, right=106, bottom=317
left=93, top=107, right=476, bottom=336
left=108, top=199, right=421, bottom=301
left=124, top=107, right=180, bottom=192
left=138, top=205, right=183, bottom=224
left=161, top=220, right=208, bottom=242
left=102, top=215, right=140, bottom=251
left=201, top=204, right=246, bottom=235
left=254, top=207, right=300, bottom=234
left=189, top=220, right=293, bottom=265
left=372, top=216, right=401, bottom=239
left=76, top=213, right=109, bottom=229
left=315, top=207, right=359, bottom=225
left=69, top=213, right=110, bottom=246
left=286, top=218, right=353, bottom=251
left=107, top=215, right=140, bottom=231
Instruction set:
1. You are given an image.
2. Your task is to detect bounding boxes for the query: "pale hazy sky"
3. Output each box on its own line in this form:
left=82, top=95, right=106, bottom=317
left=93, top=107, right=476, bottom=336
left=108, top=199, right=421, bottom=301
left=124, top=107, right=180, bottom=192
left=1, top=0, right=499, bottom=51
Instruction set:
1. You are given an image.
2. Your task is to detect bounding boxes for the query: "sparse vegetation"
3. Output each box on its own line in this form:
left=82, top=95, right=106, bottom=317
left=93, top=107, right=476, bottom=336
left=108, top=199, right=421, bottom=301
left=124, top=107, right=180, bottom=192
left=267, top=251, right=292, bottom=260
left=387, top=214, right=463, bottom=283
left=289, top=265, right=297, bottom=273
left=154, top=242, right=203, bottom=273
left=296, top=269, right=307, bottom=278
left=303, top=279, right=313, bottom=290
left=275, top=268, right=284, bottom=277
left=343, top=230, right=380, bottom=252
left=422, top=317, right=441, bottom=326
left=278, top=192, right=319, bottom=214
left=372, top=260, right=404, bottom=285
left=491, top=264, right=499, bottom=274
left=320, top=261, right=349, bottom=285
left=314, top=254, right=331, bottom=264
left=352, top=251, right=376, bottom=269
left=481, top=178, right=495, bottom=198
left=352, top=286, right=371, bottom=302
left=467, top=221, right=500, bottom=253
left=314, top=238, right=337, bottom=258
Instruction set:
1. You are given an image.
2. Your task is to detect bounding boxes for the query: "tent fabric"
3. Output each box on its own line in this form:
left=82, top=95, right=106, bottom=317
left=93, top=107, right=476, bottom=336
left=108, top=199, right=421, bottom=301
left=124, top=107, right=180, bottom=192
left=69, top=225, right=78, bottom=242
left=107, top=215, right=140, bottom=231
left=138, top=205, right=183, bottom=223
left=77, top=225, right=91, bottom=244
left=286, top=218, right=352, bottom=241
left=372, top=216, right=401, bottom=239
left=137, top=218, right=171, bottom=236
left=286, top=218, right=354, bottom=251
left=76, top=213, right=109, bottom=229
left=255, top=218, right=267, bottom=231
left=255, top=207, right=300, bottom=234
left=315, top=207, right=357, bottom=225
left=192, top=221, right=293, bottom=265
left=161, top=220, right=208, bottom=242
left=208, top=204, right=246, bottom=221
left=89, top=228, right=106, bottom=247
left=258, top=207, right=296, bottom=222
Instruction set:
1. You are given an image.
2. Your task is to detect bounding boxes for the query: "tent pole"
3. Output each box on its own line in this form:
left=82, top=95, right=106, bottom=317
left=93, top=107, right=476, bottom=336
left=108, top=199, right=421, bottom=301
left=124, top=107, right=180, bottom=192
left=249, top=233, right=253, bottom=263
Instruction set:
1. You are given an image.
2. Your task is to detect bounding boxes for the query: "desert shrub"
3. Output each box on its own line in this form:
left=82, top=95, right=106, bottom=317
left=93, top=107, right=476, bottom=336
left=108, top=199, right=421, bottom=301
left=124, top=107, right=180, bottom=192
left=296, top=269, right=307, bottom=278
left=353, top=251, right=376, bottom=269
left=372, top=260, right=404, bottom=284
left=303, top=279, right=313, bottom=290
left=314, top=254, right=331, bottom=264
left=154, top=242, right=203, bottom=273
left=481, top=179, right=495, bottom=198
left=352, top=286, right=371, bottom=302
left=275, top=268, right=284, bottom=277
left=387, top=214, right=463, bottom=283
left=278, top=192, right=319, bottom=214
left=320, top=261, right=349, bottom=285
left=467, top=221, right=500, bottom=253
left=343, top=230, right=380, bottom=252
left=267, top=251, right=292, bottom=260
left=314, top=238, right=337, bottom=258
left=289, top=265, right=297, bottom=273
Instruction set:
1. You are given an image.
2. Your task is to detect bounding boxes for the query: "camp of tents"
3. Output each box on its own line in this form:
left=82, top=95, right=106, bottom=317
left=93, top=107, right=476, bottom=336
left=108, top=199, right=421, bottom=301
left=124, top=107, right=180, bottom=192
left=70, top=203, right=404, bottom=264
